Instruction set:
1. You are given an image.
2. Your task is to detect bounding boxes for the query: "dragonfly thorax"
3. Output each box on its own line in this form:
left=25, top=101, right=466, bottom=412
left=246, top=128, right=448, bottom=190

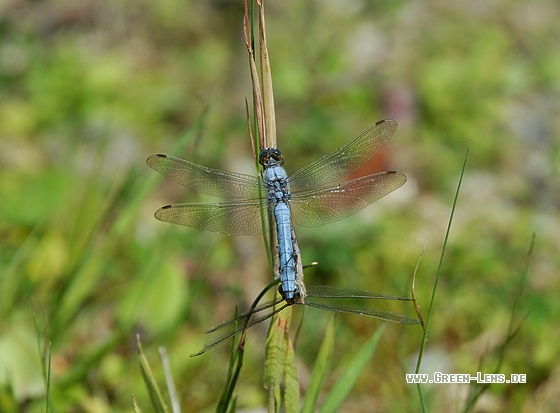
left=263, top=166, right=291, bottom=202
left=259, top=148, right=284, bottom=166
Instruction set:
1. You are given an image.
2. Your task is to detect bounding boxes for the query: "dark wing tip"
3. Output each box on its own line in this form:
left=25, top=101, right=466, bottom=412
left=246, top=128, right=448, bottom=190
left=393, top=170, right=407, bottom=183
left=154, top=205, right=173, bottom=219
left=375, top=119, right=397, bottom=127
left=146, top=153, right=168, bottom=167
left=385, top=170, right=407, bottom=186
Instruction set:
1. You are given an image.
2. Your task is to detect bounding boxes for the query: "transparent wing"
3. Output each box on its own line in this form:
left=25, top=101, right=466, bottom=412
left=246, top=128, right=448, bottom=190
left=304, top=301, right=420, bottom=325
left=206, top=298, right=283, bottom=333
left=305, top=285, right=413, bottom=301
left=147, top=154, right=263, bottom=199
left=288, top=170, right=406, bottom=228
left=191, top=303, right=290, bottom=357
left=154, top=201, right=269, bottom=236
left=192, top=282, right=420, bottom=356
left=288, top=119, right=398, bottom=192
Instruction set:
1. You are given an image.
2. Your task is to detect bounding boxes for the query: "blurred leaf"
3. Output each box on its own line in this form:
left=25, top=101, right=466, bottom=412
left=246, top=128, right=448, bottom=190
left=26, top=231, right=69, bottom=284
left=117, top=258, right=188, bottom=334
left=301, top=317, right=335, bottom=413
left=0, top=383, right=18, bottom=413
left=264, top=306, right=293, bottom=412
left=56, top=252, right=103, bottom=320
left=263, top=307, right=292, bottom=391
left=0, top=314, right=44, bottom=401
left=0, top=170, right=74, bottom=226
left=283, top=338, right=300, bottom=413
left=318, top=326, right=385, bottom=413
left=58, top=333, right=126, bottom=389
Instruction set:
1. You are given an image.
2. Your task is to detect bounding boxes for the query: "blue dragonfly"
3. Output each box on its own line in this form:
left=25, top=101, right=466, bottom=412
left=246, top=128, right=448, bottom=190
left=147, top=119, right=407, bottom=305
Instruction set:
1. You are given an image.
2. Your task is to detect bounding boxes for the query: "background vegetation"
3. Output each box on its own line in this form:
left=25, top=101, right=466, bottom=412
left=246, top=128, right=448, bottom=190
left=1, top=0, right=559, bottom=411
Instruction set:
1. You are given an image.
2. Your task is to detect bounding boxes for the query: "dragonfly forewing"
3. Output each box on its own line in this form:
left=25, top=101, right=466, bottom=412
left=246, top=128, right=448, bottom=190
left=147, top=154, right=263, bottom=199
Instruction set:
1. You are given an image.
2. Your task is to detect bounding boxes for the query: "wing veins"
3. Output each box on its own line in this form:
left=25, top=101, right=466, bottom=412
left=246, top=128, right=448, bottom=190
left=288, top=120, right=398, bottom=192
left=147, top=154, right=262, bottom=199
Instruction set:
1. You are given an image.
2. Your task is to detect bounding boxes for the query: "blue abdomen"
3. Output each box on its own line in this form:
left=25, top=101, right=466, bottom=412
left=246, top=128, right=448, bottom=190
left=274, top=202, right=295, bottom=300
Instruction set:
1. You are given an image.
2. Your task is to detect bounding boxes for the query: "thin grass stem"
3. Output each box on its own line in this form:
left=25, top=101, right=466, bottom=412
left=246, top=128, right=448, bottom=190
left=414, top=144, right=470, bottom=411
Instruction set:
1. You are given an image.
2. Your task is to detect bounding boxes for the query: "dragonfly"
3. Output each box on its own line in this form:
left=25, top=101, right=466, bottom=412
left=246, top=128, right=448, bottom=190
left=147, top=119, right=407, bottom=305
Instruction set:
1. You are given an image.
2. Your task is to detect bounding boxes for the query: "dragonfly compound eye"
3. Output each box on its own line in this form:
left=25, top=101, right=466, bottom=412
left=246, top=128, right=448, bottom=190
left=259, top=148, right=284, bottom=166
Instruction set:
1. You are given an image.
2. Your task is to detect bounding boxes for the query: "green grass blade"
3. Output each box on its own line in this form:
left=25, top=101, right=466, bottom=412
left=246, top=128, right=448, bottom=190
left=218, top=344, right=244, bottom=413
left=414, top=144, right=469, bottom=412
left=32, top=305, right=55, bottom=413
left=226, top=396, right=237, bottom=413
left=318, top=326, right=385, bottom=413
left=45, top=341, right=53, bottom=413
left=461, top=233, right=534, bottom=413
left=137, top=335, right=169, bottom=413
left=132, top=395, right=144, bottom=413
left=0, top=226, right=39, bottom=319
left=216, top=308, right=245, bottom=413
left=301, top=317, right=335, bottom=413
left=159, top=347, right=180, bottom=413
left=421, top=145, right=469, bottom=339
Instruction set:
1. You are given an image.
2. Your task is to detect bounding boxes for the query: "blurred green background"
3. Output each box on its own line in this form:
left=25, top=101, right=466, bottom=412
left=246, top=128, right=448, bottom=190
left=1, top=0, right=559, bottom=411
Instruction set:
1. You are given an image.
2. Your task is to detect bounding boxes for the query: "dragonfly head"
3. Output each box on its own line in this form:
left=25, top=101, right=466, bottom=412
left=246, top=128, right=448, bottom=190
left=259, top=148, right=284, bottom=167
